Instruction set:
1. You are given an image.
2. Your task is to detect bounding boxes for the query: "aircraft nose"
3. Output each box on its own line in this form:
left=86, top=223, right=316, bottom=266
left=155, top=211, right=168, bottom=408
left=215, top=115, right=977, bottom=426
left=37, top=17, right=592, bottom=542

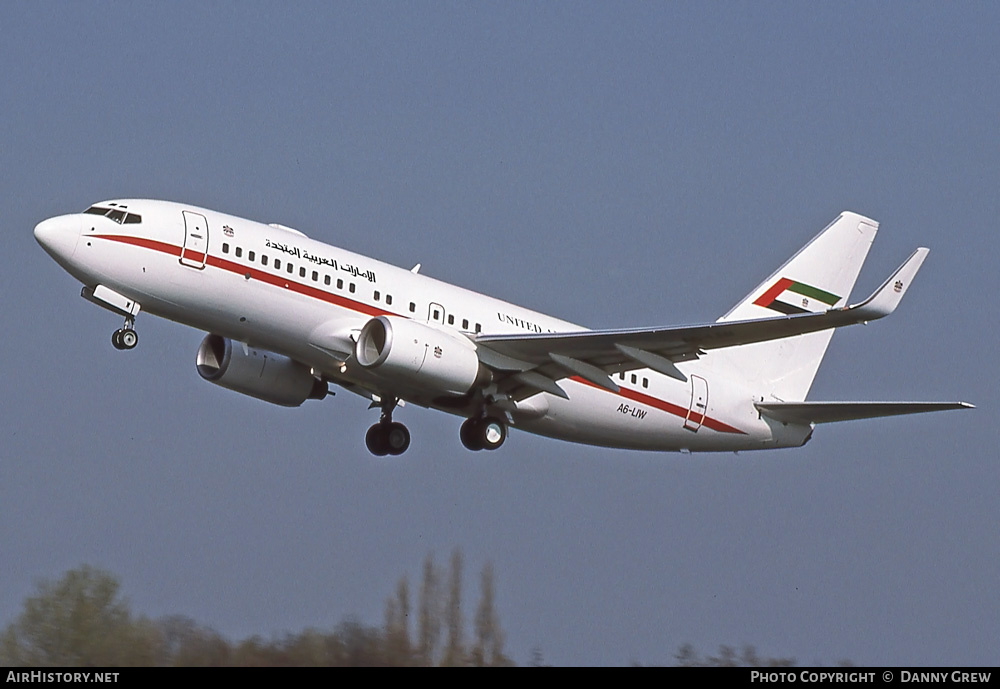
left=34, top=214, right=81, bottom=262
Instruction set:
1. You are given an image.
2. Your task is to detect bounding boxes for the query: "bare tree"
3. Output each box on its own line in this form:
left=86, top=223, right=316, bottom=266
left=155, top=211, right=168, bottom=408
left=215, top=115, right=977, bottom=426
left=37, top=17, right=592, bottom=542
left=383, top=576, right=412, bottom=665
left=417, top=553, right=441, bottom=665
left=440, top=548, right=465, bottom=666
left=471, top=561, right=510, bottom=666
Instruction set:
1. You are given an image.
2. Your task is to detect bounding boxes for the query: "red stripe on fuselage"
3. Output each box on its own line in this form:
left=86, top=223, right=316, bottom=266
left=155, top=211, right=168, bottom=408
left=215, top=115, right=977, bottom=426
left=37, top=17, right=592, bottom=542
left=93, top=233, right=746, bottom=435
left=92, top=233, right=386, bottom=317
left=570, top=376, right=746, bottom=435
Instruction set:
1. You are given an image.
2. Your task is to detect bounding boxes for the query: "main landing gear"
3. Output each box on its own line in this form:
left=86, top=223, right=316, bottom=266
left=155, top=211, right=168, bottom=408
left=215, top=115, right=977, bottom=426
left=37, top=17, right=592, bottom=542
left=111, top=317, right=138, bottom=351
left=365, top=396, right=411, bottom=456
left=460, top=416, right=507, bottom=452
left=363, top=399, right=510, bottom=456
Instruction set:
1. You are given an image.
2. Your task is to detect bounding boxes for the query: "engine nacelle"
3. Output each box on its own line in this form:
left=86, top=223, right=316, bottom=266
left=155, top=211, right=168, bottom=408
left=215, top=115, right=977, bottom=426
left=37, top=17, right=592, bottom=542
left=355, top=315, right=490, bottom=396
left=196, top=334, right=327, bottom=407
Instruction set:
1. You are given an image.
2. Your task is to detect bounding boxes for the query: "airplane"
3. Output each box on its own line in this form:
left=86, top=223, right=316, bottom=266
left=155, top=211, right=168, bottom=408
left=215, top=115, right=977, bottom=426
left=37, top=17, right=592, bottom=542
left=34, top=200, right=972, bottom=456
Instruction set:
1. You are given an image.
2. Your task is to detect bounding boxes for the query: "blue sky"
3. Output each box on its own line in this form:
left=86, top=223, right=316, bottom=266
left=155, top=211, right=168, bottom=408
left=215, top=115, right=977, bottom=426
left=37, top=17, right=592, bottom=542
left=1, top=2, right=996, bottom=665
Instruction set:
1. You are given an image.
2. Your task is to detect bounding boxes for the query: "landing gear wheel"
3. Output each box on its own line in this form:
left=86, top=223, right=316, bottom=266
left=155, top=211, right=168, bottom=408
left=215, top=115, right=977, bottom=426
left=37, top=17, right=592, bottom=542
left=385, top=422, right=411, bottom=456
left=119, top=329, right=138, bottom=349
left=480, top=416, right=507, bottom=451
left=365, top=397, right=410, bottom=456
left=460, top=418, right=485, bottom=451
left=112, top=326, right=138, bottom=350
left=460, top=417, right=507, bottom=451
left=366, top=423, right=389, bottom=456
left=366, top=420, right=410, bottom=456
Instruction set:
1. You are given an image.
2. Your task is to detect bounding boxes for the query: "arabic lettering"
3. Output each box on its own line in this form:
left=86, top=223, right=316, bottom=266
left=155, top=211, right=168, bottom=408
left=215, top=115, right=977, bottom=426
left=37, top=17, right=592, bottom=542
left=301, top=250, right=337, bottom=269
left=341, top=263, right=377, bottom=283
left=264, top=239, right=377, bottom=283
left=264, top=239, right=300, bottom=258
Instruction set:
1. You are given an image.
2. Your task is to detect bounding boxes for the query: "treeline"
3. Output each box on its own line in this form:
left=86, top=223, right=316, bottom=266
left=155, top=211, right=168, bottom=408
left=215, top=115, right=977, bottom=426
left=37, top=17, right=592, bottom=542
left=1, top=550, right=510, bottom=667
left=1, top=552, right=816, bottom=666
left=672, top=643, right=797, bottom=667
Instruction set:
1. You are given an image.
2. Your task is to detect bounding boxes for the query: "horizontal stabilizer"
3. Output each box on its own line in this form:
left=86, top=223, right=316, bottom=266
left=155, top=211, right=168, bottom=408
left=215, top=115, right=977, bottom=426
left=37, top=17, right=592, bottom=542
left=755, top=401, right=974, bottom=425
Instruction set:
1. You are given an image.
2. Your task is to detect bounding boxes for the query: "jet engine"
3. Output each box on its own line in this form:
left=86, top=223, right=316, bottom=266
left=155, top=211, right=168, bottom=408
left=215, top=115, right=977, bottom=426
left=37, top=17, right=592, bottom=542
left=355, top=315, right=491, bottom=396
left=196, top=334, right=327, bottom=407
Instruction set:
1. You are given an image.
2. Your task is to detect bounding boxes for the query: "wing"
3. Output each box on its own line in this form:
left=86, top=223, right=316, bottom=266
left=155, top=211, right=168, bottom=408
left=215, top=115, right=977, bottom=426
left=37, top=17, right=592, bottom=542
left=475, top=248, right=928, bottom=399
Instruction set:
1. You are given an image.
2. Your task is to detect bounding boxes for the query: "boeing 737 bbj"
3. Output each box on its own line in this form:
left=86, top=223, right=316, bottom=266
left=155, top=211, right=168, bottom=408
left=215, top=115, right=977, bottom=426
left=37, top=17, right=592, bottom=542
left=34, top=201, right=971, bottom=455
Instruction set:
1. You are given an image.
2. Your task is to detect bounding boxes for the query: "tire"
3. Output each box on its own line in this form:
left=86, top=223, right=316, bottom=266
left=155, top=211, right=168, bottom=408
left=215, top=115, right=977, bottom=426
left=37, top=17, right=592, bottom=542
left=460, top=418, right=484, bottom=451
left=111, top=330, right=124, bottom=350
left=480, top=416, right=507, bottom=451
left=365, top=423, right=389, bottom=456
left=120, top=329, right=138, bottom=349
left=386, top=422, right=410, bottom=455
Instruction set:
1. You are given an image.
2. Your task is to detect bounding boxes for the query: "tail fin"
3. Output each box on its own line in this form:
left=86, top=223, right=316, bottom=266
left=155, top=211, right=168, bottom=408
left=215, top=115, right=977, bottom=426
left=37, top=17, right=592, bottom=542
left=714, top=211, right=879, bottom=401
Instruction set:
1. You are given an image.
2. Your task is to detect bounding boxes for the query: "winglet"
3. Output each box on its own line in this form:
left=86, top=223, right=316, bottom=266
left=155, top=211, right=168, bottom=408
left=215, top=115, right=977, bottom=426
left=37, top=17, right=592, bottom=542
left=850, top=247, right=929, bottom=321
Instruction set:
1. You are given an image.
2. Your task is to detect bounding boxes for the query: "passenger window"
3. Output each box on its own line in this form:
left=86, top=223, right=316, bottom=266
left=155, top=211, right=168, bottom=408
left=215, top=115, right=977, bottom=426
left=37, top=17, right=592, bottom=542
left=448, top=315, right=454, bottom=325
left=337, top=278, right=343, bottom=289
left=409, top=302, right=416, bottom=313
left=311, top=270, right=318, bottom=281
left=274, top=259, right=281, bottom=270
left=462, top=319, right=469, bottom=329
left=374, top=291, right=380, bottom=301
left=386, top=295, right=393, bottom=305
left=262, top=255, right=268, bottom=266
left=475, top=323, right=481, bottom=333
left=324, top=275, right=331, bottom=286
left=642, top=378, right=648, bottom=388
left=631, top=374, right=637, bottom=384
left=299, top=267, right=306, bottom=278
left=287, top=263, right=293, bottom=274
left=248, top=251, right=255, bottom=262
left=222, top=243, right=229, bottom=254
left=235, top=247, right=243, bottom=258
left=349, top=283, right=355, bottom=293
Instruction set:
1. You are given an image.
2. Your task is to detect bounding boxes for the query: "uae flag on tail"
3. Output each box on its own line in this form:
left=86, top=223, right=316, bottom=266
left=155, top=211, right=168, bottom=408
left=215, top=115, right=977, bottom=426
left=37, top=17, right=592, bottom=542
left=753, top=277, right=840, bottom=315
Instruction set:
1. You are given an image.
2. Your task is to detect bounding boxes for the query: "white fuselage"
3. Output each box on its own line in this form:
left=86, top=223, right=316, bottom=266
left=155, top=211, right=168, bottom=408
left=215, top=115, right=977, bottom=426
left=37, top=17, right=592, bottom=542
left=35, top=200, right=812, bottom=453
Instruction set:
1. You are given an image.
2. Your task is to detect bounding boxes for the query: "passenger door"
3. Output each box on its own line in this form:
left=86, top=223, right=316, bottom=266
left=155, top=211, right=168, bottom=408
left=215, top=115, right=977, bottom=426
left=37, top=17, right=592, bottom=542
left=180, top=210, right=209, bottom=269
left=684, top=375, right=709, bottom=432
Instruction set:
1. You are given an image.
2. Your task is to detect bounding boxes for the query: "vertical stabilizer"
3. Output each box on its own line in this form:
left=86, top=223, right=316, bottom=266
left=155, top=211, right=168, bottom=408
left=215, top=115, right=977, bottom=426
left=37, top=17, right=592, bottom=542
left=714, top=212, right=879, bottom=401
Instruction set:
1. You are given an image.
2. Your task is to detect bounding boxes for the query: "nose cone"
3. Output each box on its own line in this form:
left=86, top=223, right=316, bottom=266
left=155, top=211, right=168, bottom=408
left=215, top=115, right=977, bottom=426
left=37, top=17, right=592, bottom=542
left=34, top=214, right=81, bottom=264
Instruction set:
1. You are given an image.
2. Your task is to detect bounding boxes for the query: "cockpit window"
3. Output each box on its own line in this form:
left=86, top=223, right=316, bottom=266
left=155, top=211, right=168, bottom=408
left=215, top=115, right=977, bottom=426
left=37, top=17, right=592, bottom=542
left=83, top=206, right=142, bottom=224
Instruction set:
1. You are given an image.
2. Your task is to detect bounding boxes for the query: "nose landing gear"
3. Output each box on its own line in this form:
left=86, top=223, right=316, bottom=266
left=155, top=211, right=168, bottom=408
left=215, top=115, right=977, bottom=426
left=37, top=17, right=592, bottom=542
left=111, top=317, right=138, bottom=351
